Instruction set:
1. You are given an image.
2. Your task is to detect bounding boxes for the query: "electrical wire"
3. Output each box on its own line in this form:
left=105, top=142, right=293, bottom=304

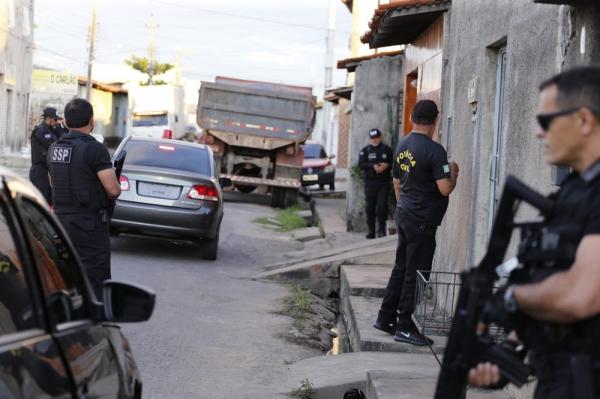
left=146, top=0, right=351, bottom=34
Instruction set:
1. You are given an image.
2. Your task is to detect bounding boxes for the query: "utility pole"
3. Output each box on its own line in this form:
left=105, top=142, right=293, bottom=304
left=322, top=0, right=336, bottom=152
left=85, top=0, right=97, bottom=101
left=146, top=15, right=159, bottom=85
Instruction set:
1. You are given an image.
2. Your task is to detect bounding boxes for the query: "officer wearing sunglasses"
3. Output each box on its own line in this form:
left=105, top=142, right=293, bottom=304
left=469, top=65, right=600, bottom=398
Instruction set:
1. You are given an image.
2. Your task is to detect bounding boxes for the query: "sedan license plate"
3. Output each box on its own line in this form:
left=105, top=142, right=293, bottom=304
left=137, top=182, right=182, bottom=200
left=302, top=174, right=319, bottom=182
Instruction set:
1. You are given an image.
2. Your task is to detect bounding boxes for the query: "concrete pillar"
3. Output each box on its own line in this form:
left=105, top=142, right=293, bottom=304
left=346, top=55, right=404, bottom=231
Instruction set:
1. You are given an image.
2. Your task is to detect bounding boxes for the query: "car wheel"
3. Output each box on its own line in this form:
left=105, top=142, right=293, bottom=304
left=330, top=182, right=336, bottom=191
left=202, top=232, right=219, bottom=261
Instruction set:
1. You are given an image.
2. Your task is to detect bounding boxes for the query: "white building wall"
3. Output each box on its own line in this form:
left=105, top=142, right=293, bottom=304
left=0, top=0, right=34, bottom=154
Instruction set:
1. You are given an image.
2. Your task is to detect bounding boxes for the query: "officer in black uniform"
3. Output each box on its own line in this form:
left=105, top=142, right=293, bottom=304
left=469, top=66, right=600, bottom=398
left=358, top=128, right=393, bottom=239
left=373, top=100, right=459, bottom=346
left=30, top=107, right=60, bottom=205
left=48, top=99, right=121, bottom=299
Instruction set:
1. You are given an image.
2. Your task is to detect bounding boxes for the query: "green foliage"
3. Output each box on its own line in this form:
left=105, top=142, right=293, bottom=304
left=387, top=101, right=400, bottom=214
left=124, top=55, right=174, bottom=85
left=349, top=164, right=363, bottom=184
left=387, top=100, right=400, bottom=150
left=284, top=285, right=313, bottom=321
left=290, top=379, right=315, bottom=399
left=254, top=206, right=307, bottom=232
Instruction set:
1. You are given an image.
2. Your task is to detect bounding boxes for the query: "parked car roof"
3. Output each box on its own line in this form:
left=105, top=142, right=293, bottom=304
left=126, top=136, right=210, bottom=151
left=0, top=166, right=48, bottom=207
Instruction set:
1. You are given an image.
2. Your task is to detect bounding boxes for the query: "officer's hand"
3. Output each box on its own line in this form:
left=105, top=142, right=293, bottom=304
left=468, top=362, right=501, bottom=387
left=373, top=164, right=382, bottom=173
left=450, top=161, right=459, bottom=177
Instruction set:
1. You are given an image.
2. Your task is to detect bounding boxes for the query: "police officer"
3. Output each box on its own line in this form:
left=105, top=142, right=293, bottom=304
left=373, top=100, right=459, bottom=346
left=469, top=66, right=600, bottom=398
left=48, top=99, right=121, bottom=299
left=358, top=128, right=393, bottom=239
left=30, top=107, right=61, bottom=205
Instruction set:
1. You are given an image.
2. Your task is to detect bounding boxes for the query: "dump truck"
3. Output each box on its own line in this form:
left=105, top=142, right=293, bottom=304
left=196, top=77, right=315, bottom=207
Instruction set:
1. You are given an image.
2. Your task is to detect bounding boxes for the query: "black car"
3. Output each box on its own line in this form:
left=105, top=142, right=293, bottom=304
left=110, top=137, right=232, bottom=261
left=0, top=167, right=155, bottom=398
left=301, top=143, right=336, bottom=190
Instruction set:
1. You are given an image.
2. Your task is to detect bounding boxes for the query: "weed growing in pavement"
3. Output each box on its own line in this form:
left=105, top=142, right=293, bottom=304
left=283, top=285, right=313, bottom=324
left=253, top=206, right=307, bottom=232
left=289, top=379, right=315, bottom=399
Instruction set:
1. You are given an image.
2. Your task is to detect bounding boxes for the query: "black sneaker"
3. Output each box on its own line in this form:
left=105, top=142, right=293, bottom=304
left=366, top=232, right=376, bottom=239
left=377, top=231, right=386, bottom=238
left=373, top=319, right=396, bottom=335
left=393, top=327, right=433, bottom=346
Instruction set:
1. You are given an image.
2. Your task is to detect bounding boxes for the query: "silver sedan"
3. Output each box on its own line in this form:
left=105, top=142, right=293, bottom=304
left=110, top=137, right=230, bottom=260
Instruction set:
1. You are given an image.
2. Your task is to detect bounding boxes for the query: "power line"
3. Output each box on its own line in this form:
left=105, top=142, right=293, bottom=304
left=147, top=0, right=351, bottom=34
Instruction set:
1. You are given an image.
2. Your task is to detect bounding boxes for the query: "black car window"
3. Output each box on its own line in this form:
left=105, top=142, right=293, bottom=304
left=19, top=199, right=89, bottom=325
left=123, top=141, right=211, bottom=175
left=302, top=144, right=323, bottom=159
left=0, top=201, right=38, bottom=335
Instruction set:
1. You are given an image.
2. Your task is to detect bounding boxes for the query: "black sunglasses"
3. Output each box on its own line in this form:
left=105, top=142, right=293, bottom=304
left=536, top=107, right=600, bottom=131
left=536, top=108, right=580, bottom=131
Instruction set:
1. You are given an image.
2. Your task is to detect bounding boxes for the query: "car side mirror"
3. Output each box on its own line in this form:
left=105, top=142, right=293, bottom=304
left=219, top=177, right=233, bottom=188
left=328, top=154, right=336, bottom=159
left=103, top=280, right=155, bottom=323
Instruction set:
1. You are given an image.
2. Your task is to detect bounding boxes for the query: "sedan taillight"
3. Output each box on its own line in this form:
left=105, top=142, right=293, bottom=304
left=119, top=175, right=130, bottom=191
left=188, top=184, right=218, bottom=202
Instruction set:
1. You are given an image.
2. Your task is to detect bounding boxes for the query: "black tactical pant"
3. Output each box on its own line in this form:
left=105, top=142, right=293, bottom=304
left=364, top=181, right=390, bottom=235
left=29, top=165, right=52, bottom=205
left=532, top=353, right=600, bottom=399
left=57, top=212, right=111, bottom=299
left=378, top=209, right=437, bottom=328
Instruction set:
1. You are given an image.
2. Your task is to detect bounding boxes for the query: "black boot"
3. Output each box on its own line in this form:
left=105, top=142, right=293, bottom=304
left=378, top=219, right=387, bottom=237
left=366, top=231, right=375, bottom=239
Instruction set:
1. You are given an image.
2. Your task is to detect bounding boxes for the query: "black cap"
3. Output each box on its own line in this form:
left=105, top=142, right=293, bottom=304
left=368, top=128, right=382, bottom=138
left=411, top=100, right=439, bottom=125
left=42, top=107, right=62, bottom=120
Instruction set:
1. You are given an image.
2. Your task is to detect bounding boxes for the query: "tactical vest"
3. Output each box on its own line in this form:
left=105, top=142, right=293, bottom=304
left=517, top=166, right=600, bottom=354
left=48, top=133, right=110, bottom=214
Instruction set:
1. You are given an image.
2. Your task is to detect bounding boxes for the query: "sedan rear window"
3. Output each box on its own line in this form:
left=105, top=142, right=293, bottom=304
left=123, top=141, right=211, bottom=175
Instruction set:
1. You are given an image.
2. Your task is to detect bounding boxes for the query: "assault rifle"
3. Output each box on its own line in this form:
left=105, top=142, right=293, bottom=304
left=108, top=150, right=126, bottom=219
left=434, top=175, right=555, bottom=399
left=113, top=150, right=127, bottom=180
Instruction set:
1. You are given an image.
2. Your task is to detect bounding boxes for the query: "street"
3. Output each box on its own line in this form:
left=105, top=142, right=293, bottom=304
left=111, top=201, right=321, bottom=398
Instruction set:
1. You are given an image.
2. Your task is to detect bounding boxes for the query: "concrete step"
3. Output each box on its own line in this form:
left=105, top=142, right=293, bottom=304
left=253, top=245, right=396, bottom=297
left=263, top=235, right=397, bottom=272
left=341, top=264, right=393, bottom=299
left=279, top=352, right=439, bottom=399
left=366, top=370, right=510, bottom=399
left=292, top=226, right=322, bottom=242
left=341, top=295, right=447, bottom=355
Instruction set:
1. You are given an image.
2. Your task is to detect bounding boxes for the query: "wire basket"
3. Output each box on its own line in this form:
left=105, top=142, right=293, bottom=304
left=413, top=271, right=461, bottom=336
left=413, top=270, right=505, bottom=338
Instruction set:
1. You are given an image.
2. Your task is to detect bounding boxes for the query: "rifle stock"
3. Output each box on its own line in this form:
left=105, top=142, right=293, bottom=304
left=434, top=176, right=554, bottom=398
left=113, top=150, right=127, bottom=180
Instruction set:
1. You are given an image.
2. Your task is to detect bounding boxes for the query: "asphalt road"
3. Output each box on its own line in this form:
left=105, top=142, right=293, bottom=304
left=111, top=201, right=321, bottom=399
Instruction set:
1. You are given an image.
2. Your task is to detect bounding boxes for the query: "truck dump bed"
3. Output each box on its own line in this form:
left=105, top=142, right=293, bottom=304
left=197, top=77, right=315, bottom=145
